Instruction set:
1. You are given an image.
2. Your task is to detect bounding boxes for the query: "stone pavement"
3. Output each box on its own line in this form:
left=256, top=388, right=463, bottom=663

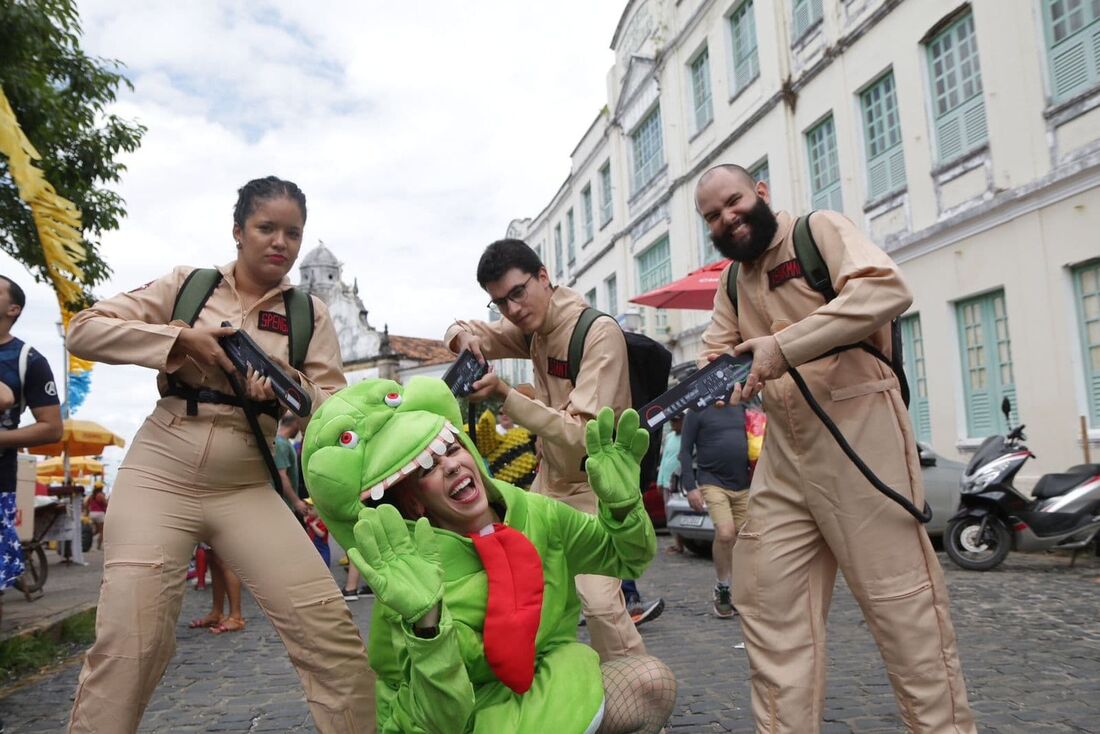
left=0, top=543, right=1098, bottom=732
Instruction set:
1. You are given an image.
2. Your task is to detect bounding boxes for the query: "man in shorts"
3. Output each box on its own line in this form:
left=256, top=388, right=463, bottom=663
left=678, top=401, right=749, bottom=618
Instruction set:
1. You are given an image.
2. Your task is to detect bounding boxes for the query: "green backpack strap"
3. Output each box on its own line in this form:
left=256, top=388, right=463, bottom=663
left=282, top=287, right=314, bottom=370
left=567, top=307, right=607, bottom=384
left=172, top=268, right=223, bottom=325
left=792, top=212, right=837, bottom=302
left=724, top=262, right=740, bottom=312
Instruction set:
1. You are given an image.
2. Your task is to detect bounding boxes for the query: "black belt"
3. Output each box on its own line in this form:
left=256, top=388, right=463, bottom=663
left=166, top=382, right=279, bottom=419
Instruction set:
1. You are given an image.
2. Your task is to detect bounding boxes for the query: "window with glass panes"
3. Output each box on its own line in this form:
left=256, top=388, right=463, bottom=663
left=751, top=157, right=770, bottom=185
left=566, top=209, right=576, bottom=265
left=1073, top=260, right=1100, bottom=423
left=606, top=274, right=619, bottom=316
left=861, top=72, right=907, bottom=199
left=636, top=237, right=672, bottom=293
left=690, top=48, right=713, bottom=132
left=1043, top=0, right=1100, bottom=101
left=554, top=224, right=563, bottom=280
left=900, top=314, right=931, bottom=442
left=585, top=288, right=597, bottom=307
left=699, top=215, right=720, bottom=266
left=957, top=290, right=1017, bottom=436
left=599, top=163, right=613, bottom=225
left=581, top=186, right=594, bottom=243
left=730, top=1, right=760, bottom=93
left=926, top=13, right=988, bottom=163
left=792, top=0, right=823, bottom=41
left=631, top=107, right=664, bottom=193
left=806, top=115, right=843, bottom=211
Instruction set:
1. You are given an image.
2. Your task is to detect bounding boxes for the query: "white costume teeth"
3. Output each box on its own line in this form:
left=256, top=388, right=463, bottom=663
left=363, top=424, right=468, bottom=502
left=430, top=439, right=446, bottom=455
left=370, top=485, right=385, bottom=501
left=416, top=451, right=434, bottom=470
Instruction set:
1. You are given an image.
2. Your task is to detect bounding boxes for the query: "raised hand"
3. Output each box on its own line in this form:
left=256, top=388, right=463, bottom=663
left=584, top=407, right=650, bottom=516
left=347, top=505, right=444, bottom=624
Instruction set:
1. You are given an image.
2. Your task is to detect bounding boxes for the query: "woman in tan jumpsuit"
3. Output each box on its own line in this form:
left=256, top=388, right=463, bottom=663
left=66, top=177, right=374, bottom=733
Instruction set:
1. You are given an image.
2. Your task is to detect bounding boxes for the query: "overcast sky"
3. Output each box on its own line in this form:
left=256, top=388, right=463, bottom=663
left=3, top=0, right=627, bottom=472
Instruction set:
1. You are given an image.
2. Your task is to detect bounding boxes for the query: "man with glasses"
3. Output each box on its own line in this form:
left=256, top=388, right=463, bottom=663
left=444, top=238, right=647, bottom=663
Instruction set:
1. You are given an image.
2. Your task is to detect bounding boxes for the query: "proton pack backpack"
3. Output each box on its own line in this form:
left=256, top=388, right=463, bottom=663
left=172, top=267, right=314, bottom=369
left=723, top=213, right=910, bottom=407
left=565, top=308, right=672, bottom=493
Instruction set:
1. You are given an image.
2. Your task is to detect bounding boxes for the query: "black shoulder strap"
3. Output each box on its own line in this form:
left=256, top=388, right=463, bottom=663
left=172, top=268, right=223, bottom=326
left=567, top=307, right=610, bottom=385
left=724, top=261, right=740, bottom=313
left=282, top=288, right=315, bottom=370
left=792, top=212, right=837, bottom=302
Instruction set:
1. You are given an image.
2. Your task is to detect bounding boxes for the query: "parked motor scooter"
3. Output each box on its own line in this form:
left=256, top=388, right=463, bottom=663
left=944, top=397, right=1100, bottom=571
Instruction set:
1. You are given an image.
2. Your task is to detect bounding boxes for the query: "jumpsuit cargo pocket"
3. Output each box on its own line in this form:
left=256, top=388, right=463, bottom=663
left=284, top=577, right=353, bottom=673
left=100, top=544, right=168, bottom=658
left=730, top=522, right=761, bottom=617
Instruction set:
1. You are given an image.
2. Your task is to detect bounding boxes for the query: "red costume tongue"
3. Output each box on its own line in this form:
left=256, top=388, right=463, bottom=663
left=468, top=524, right=544, bottom=693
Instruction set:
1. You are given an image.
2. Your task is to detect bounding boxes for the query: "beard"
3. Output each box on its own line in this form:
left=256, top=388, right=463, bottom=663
left=710, top=196, right=779, bottom=263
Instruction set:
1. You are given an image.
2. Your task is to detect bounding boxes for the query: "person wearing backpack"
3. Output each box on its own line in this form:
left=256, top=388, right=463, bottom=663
left=695, top=164, right=974, bottom=734
left=64, top=177, right=374, bottom=733
left=0, top=275, right=63, bottom=612
left=445, top=239, right=664, bottom=663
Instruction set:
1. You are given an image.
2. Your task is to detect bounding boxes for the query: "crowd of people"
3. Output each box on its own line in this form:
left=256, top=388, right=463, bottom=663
left=0, top=164, right=982, bottom=733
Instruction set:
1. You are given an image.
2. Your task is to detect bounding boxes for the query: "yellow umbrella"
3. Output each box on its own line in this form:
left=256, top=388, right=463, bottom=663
left=26, top=419, right=126, bottom=457
left=36, top=456, right=104, bottom=478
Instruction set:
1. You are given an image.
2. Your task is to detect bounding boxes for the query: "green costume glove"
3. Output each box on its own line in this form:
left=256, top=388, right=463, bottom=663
left=348, top=504, right=444, bottom=625
left=584, top=407, right=650, bottom=520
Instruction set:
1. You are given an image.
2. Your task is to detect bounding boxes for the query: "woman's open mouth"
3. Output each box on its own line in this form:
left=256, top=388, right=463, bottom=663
left=448, top=476, right=479, bottom=504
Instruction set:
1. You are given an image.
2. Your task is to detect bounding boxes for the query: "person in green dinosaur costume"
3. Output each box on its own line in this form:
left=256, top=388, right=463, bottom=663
left=304, top=377, right=677, bottom=733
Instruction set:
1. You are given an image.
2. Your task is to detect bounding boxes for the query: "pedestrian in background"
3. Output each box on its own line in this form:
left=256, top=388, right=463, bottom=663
left=65, top=176, right=374, bottom=733
left=657, top=415, right=684, bottom=555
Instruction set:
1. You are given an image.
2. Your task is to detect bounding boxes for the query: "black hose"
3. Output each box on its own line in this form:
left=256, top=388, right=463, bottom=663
left=787, top=366, right=932, bottom=524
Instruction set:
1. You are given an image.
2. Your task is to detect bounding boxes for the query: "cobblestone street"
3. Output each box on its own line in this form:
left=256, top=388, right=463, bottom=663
left=2, top=544, right=1098, bottom=733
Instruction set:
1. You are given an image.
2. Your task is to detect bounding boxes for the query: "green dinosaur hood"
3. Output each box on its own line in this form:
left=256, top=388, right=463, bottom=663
left=302, top=376, right=493, bottom=553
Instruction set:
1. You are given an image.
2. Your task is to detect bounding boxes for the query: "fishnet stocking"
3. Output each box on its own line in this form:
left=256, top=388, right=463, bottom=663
left=597, top=655, right=677, bottom=734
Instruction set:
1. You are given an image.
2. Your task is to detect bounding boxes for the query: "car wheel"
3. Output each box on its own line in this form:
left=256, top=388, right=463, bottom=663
left=945, top=516, right=1010, bottom=571
left=682, top=538, right=712, bottom=558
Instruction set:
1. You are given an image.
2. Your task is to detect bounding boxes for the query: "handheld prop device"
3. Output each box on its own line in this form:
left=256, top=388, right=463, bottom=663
left=442, top=349, right=489, bottom=398
left=640, top=353, right=753, bottom=430
left=219, top=321, right=312, bottom=416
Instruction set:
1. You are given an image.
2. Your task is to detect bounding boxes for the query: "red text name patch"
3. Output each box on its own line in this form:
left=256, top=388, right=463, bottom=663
left=258, top=310, right=289, bottom=335
left=768, top=259, right=803, bottom=289
left=547, top=357, right=571, bottom=380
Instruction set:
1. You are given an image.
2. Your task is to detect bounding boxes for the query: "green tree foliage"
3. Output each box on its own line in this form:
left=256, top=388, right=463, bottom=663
left=0, top=0, right=145, bottom=304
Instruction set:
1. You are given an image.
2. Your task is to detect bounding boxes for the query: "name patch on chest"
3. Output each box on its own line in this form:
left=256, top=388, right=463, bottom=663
left=547, top=357, right=571, bottom=380
left=258, top=310, right=289, bottom=335
left=768, top=259, right=804, bottom=289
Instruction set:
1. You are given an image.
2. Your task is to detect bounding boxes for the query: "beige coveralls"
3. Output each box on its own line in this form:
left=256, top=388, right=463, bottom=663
left=66, top=263, right=375, bottom=734
left=445, top=285, right=645, bottom=662
left=701, top=211, right=975, bottom=734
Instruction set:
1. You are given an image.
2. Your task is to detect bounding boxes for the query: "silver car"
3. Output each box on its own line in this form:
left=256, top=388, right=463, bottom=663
left=666, top=443, right=963, bottom=555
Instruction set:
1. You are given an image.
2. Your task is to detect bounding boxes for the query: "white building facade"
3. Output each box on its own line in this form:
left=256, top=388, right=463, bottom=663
left=505, top=0, right=1100, bottom=483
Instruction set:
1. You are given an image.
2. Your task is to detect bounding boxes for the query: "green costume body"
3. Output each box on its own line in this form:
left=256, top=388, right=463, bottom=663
left=303, top=377, right=657, bottom=734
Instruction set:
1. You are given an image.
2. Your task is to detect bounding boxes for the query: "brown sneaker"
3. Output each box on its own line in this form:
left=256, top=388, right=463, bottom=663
left=713, top=584, right=736, bottom=618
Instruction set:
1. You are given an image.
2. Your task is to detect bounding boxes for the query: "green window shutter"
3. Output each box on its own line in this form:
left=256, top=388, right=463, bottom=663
left=566, top=209, right=576, bottom=265
left=554, top=225, right=563, bottom=280
left=927, top=13, right=987, bottom=163
left=792, top=0, right=821, bottom=40
left=957, top=290, right=1016, bottom=436
left=636, top=236, right=672, bottom=293
left=691, top=48, right=713, bottom=131
left=632, top=107, right=664, bottom=193
left=731, top=1, right=760, bottom=92
left=581, top=186, right=594, bottom=242
left=1073, top=260, right=1100, bottom=423
left=698, top=215, right=720, bottom=265
left=750, top=157, right=770, bottom=185
left=606, top=274, right=618, bottom=316
left=901, top=314, right=931, bottom=442
left=585, top=288, right=597, bottom=307
left=807, top=115, right=843, bottom=211
left=862, top=72, right=907, bottom=199
left=600, top=162, right=613, bottom=225
left=1044, top=0, right=1100, bottom=101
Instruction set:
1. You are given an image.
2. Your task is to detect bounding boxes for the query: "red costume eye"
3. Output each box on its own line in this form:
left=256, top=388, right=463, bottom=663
left=384, top=392, right=402, bottom=407
left=339, top=431, right=360, bottom=448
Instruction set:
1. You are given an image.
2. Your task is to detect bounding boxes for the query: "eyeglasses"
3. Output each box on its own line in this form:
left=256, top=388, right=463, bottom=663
left=487, top=275, right=536, bottom=313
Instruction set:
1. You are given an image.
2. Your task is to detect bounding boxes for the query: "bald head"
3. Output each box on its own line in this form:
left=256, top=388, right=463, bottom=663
left=696, top=164, right=755, bottom=198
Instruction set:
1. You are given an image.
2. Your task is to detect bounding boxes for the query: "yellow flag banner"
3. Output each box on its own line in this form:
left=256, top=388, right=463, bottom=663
left=0, top=84, right=95, bottom=412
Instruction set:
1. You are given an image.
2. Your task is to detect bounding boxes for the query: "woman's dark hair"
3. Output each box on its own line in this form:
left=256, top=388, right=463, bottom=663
left=233, top=176, right=307, bottom=228
left=476, top=239, right=544, bottom=288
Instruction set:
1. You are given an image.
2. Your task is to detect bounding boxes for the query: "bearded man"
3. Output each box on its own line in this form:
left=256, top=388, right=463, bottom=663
left=695, top=164, right=976, bottom=734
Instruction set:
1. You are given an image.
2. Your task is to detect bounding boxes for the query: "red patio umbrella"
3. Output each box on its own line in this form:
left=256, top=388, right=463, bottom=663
left=629, top=258, right=731, bottom=310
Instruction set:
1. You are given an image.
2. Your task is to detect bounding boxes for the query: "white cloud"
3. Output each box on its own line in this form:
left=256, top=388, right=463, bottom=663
left=6, top=0, right=626, bottom=473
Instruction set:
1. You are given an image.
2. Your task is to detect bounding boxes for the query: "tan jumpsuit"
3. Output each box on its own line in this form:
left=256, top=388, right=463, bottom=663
left=445, top=285, right=645, bottom=662
left=66, top=263, right=375, bottom=733
left=701, top=211, right=975, bottom=734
